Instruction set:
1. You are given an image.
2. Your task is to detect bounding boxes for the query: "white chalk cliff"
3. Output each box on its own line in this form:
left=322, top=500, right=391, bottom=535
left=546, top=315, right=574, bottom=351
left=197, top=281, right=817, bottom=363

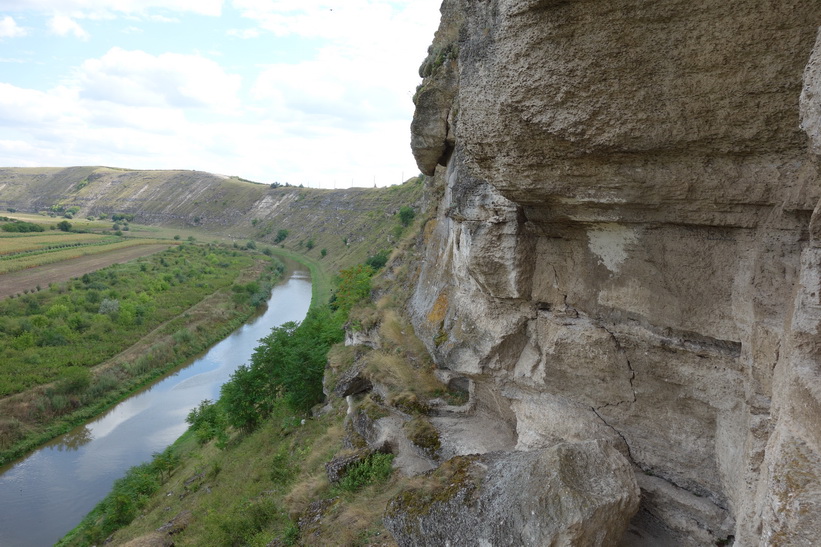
left=400, top=1, right=821, bottom=544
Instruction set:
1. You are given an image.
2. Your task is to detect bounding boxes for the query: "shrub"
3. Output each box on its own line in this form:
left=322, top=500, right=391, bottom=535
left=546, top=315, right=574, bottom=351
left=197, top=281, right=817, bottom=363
left=56, top=220, right=72, bottom=232
left=222, top=306, right=344, bottom=428
left=98, top=298, right=119, bottom=316
left=365, top=250, right=390, bottom=270
left=336, top=452, right=395, bottom=492
left=53, top=366, right=92, bottom=395
left=1, top=221, right=45, bottom=233
left=398, top=205, right=415, bottom=227
left=274, top=229, right=289, bottom=243
left=332, top=264, right=374, bottom=315
left=186, top=399, right=228, bottom=446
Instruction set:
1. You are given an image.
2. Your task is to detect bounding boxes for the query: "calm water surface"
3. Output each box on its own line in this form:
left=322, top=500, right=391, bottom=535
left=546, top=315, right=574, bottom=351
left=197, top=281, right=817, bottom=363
left=0, top=267, right=312, bottom=547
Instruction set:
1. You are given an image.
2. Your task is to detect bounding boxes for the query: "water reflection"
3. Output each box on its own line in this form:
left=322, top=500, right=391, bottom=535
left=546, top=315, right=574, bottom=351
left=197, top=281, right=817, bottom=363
left=52, top=426, right=92, bottom=451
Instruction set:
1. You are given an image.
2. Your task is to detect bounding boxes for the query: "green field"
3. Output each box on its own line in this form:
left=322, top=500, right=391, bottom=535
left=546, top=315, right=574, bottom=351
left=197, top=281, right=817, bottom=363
left=0, top=243, right=285, bottom=465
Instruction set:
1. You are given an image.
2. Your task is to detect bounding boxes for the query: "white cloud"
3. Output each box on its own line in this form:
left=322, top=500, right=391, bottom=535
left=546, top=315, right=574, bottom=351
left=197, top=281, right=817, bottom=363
left=48, top=14, right=90, bottom=40
left=0, top=0, right=223, bottom=17
left=0, top=15, right=26, bottom=38
left=251, top=48, right=410, bottom=131
left=227, top=27, right=259, bottom=39
left=0, top=83, right=79, bottom=130
left=148, top=14, right=179, bottom=23
left=0, top=0, right=441, bottom=187
left=77, top=48, right=242, bottom=112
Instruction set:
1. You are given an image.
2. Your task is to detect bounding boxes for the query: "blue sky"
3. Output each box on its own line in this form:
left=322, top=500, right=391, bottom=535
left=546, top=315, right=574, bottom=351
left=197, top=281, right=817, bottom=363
left=0, top=1, right=441, bottom=188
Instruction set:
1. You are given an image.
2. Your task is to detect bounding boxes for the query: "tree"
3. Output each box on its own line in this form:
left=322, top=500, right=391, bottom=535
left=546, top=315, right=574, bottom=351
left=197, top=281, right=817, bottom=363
left=399, top=206, right=415, bottom=227
left=274, top=229, right=289, bottom=243
left=333, top=264, right=375, bottom=315
left=365, top=249, right=390, bottom=270
left=305, top=239, right=315, bottom=250
left=56, top=220, right=72, bottom=232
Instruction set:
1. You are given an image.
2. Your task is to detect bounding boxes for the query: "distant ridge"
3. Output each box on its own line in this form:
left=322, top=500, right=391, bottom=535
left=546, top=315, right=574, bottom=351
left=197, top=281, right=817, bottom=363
left=0, top=166, right=426, bottom=273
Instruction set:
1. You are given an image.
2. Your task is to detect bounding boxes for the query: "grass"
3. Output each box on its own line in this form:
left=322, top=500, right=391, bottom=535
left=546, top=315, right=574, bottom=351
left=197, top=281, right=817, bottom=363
left=0, top=238, right=166, bottom=274
left=262, top=245, right=332, bottom=308
left=0, top=168, right=434, bottom=545
left=0, top=232, right=113, bottom=256
left=58, top=229, right=438, bottom=546
left=64, top=397, right=411, bottom=547
left=0, top=245, right=286, bottom=465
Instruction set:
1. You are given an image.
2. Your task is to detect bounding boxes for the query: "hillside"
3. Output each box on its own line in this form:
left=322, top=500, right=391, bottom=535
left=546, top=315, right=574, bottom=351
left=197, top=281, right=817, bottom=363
left=0, top=166, right=426, bottom=275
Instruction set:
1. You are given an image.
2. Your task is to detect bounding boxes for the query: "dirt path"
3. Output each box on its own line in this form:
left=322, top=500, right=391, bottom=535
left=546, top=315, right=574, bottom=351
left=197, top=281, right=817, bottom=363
left=0, top=244, right=173, bottom=299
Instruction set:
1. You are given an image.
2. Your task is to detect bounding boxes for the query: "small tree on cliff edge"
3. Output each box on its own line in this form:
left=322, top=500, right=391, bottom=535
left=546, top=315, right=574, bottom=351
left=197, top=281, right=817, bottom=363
left=399, top=206, right=415, bottom=227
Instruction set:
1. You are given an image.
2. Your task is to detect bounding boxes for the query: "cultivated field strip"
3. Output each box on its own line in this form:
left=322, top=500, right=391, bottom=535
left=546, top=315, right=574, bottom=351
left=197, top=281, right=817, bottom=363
left=0, top=239, right=167, bottom=274
left=0, top=233, right=112, bottom=256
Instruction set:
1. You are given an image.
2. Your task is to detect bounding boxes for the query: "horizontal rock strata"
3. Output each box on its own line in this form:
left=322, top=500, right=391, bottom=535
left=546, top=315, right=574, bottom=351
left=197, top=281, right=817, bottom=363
left=403, top=0, right=821, bottom=544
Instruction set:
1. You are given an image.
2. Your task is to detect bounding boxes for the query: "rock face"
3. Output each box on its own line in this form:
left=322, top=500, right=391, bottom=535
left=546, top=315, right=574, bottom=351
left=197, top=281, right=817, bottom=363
left=405, top=0, right=821, bottom=544
left=384, top=440, right=640, bottom=547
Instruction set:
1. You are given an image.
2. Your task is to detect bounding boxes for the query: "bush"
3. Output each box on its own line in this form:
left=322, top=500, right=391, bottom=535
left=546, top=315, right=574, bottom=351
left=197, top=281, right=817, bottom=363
left=274, top=229, right=289, bottom=243
left=53, top=366, right=92, bottom=395
left=398, top=205, right=415, bottom=227
left=336, top=452, right=395, bottom=492
left=56, top=220, right=72, bottom=232
left=186, top=399, right=228, bottom=446
left=1, top=221, right=45, bottom=233
left=221, top=306, right=344, bottom=429
left=365, top=250, right=390, bottom=270
left=332, top=264, right=374, bottom=315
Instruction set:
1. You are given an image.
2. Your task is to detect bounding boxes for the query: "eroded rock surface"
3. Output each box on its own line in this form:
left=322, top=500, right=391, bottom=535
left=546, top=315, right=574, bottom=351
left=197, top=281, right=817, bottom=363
left=384, top=440, right=640, bottom=547
left=404, top=0, right=821, bottom=544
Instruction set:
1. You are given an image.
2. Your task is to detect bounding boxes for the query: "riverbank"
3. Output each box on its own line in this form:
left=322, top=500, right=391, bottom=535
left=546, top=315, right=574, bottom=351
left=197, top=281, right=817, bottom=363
left=0, top=247, right=285, bottom=467
left=1, top=266, right=314, bottom=546
left=266, top=247, right=331, bottom=307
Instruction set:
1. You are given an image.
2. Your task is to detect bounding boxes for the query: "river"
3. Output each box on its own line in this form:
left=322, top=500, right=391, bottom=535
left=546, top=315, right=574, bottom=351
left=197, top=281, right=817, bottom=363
left=0, top=265, right=313, bottom=547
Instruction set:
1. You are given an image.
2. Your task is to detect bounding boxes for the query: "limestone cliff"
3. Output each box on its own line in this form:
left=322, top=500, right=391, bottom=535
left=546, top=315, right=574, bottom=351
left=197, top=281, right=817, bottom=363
left=405, top=1, right=821, bottom=544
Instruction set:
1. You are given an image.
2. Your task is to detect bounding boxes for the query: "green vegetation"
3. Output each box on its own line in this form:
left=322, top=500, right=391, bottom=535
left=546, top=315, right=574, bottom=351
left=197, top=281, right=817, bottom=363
left=1, top=219, right=45, bottom=232
left=0, top=244, right=286, bottom=465
left=63, top=255, right=393, bottom=545
left=0, top=167, right=432, bottom=545
left=59, top=446, right=182, bottom=545
left=0, top=232, right=112, bottom=257
left=222, top=306, right=344, bottom=428
left=0, top=245, right=254, bottom=396
left=365, top=249, right=390, bottom=270
left=398, top=205, right=415, bottom=227
left=274, top=229, right=289, bottom=243
left=0, top=238, right=165, bottom=275
left=335, top=452, right=395, bottom=493
left=331, top=263, right=375, bottom=315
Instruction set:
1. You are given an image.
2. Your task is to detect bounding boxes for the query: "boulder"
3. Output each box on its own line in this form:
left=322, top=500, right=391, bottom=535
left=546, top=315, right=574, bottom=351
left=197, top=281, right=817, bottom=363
left=384, top=440, right=639, bottom=546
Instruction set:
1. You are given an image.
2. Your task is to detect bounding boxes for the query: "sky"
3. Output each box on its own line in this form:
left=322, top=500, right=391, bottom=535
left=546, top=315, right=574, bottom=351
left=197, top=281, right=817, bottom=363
left=0, top=1, right=442, bottom=188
